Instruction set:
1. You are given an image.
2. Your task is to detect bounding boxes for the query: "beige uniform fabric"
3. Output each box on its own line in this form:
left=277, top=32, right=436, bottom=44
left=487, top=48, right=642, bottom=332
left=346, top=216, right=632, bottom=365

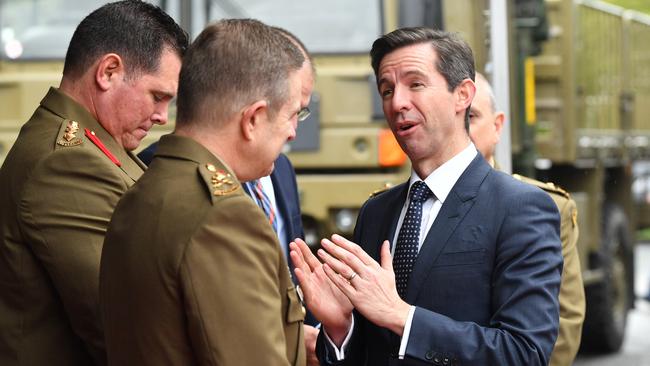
left=0, top=88, right=145, bottom=365
left=513, top=174, right=586, bottom=366
left=100, top=134, right=305, bottom=366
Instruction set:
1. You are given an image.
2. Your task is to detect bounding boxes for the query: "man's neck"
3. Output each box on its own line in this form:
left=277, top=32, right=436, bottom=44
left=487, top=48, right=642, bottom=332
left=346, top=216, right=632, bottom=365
left=59, top=76, right=98, bottom=121
left=487, top=156, right=496, bottom=168
left=413, top=136, right=472, bottom=179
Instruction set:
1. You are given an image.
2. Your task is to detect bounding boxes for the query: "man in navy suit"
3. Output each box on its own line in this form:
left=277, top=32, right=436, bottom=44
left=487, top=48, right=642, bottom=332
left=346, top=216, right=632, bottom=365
left=290, top=27, right=563, bottom=365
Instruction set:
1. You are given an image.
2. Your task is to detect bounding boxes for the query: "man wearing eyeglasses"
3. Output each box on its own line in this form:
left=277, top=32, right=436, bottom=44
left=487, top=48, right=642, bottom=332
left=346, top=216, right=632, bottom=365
left=136, top=26, right=320, bottom=366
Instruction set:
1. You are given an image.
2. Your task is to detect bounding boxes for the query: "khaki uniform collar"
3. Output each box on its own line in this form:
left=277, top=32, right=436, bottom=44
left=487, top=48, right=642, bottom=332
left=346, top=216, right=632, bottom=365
left=41, top=87, right=145, bottom=181
left=155, top=134, right=237, bottom=177
left=155, top=134, right=242, bottom=202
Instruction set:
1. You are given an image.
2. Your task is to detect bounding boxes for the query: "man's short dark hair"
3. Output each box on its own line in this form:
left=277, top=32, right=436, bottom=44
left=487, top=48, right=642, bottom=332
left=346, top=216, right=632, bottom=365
left=176, top=19, right=305, bottom=126
left=62, top=0, right=188, bottom=79
left=370, top=27, right=475, bottom=129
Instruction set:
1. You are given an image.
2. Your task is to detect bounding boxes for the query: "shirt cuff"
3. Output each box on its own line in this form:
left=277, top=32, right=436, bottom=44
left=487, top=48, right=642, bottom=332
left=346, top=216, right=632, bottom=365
left=398, top=306, right=416, bottom=359
left=323, top=316, right=355, bottom=360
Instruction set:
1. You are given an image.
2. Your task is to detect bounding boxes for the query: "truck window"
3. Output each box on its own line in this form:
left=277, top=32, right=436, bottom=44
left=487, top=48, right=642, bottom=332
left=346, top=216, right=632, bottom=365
left=208, top=0, right=382, bottom=54
left=0, top=0, right=161, bottom=60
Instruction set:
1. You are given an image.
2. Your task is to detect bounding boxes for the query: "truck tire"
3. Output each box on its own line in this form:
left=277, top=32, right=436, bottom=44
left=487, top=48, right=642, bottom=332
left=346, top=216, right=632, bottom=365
left=580, top=204, right=633, bottom=353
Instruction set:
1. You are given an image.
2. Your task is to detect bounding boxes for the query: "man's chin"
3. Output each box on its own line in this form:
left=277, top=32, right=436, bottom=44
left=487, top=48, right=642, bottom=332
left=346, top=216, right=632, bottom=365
left=124, top=130, right=151, bottom=151
left=264, top=162, right=276, bottom=176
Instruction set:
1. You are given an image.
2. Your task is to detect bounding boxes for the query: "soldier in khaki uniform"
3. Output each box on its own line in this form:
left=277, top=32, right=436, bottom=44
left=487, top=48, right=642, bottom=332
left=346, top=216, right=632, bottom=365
left=0, top=2, right=187, bottom=365
left=100, top=19, right=306, bottom=366
left=469, top=73, right=585, bottom=366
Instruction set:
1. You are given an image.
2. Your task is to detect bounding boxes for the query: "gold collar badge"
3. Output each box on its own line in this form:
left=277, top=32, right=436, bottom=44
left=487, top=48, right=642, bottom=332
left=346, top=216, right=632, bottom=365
left=57, top=120, right=82, bottom=147
left=207, top=164, right=238, bottom=196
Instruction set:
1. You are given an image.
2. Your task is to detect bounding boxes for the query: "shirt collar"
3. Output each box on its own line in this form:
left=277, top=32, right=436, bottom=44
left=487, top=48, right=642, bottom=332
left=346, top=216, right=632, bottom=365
left=408, top=143, right=477, bottom=203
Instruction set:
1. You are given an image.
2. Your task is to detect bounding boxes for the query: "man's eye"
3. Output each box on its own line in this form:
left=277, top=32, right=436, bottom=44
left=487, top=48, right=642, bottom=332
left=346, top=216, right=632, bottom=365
left=297, top=107, right=311, bottom=122
left=380, top=89, right=393, bottom=97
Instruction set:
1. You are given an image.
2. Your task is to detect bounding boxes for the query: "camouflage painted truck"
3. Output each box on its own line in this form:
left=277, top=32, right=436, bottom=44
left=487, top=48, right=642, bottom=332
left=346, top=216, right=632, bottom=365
left=1, top=0, right=648, bottom=353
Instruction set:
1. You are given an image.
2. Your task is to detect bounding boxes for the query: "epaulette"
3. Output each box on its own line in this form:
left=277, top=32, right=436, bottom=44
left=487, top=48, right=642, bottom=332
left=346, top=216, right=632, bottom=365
left=512, top=173, right=571, bottom=200
left=198, top=163, right=239, bottom=204
left=369, top=182, right=393, bottom=198
left=55, top=119, right=83, bottom=148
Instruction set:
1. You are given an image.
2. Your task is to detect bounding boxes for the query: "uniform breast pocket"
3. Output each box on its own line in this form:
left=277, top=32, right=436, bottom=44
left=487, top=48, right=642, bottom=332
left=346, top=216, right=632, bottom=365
left=286, top=285, right=305, bottom=323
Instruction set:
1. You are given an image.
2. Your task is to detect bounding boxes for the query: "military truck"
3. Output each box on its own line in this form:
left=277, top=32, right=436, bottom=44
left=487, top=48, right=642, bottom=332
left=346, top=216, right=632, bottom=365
left=2, top=0, right=648, bottom=353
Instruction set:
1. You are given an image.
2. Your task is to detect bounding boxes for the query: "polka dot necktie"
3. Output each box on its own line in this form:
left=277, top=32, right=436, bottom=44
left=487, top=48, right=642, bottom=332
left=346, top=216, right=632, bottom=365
left=394, top=181, right=433, bottom=300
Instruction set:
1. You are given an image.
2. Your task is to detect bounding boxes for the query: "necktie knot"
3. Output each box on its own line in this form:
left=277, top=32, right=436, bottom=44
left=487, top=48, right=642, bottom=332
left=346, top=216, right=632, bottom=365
left=409, top=181, right=432, bottom=203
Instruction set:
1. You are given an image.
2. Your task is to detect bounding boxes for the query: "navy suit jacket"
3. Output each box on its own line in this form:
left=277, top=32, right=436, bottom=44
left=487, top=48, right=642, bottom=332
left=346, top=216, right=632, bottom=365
left=318, top=154, right=562, bottom=365
left=138, top=143, right=317, bottom=325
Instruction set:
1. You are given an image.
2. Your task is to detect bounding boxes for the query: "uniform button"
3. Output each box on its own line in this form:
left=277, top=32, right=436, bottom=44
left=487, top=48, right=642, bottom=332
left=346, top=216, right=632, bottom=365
left=433, top=354, right=441, bottom=365
left=425, top=350, right=434, bottom=360
left=442, top=356, right=450, bottom=365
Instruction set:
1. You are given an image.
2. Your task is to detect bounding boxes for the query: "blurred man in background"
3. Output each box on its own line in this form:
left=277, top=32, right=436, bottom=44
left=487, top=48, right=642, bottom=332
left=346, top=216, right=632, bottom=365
left=469, top=72, right=585, bottom=366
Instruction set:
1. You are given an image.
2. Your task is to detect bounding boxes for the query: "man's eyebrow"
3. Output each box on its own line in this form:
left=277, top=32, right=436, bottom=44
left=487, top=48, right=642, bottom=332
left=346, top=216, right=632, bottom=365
left=377, top=78, right=390, bottom=88
left=403, top=69, right=428, bottom=79
left=156, top=89, right=176, bottom=99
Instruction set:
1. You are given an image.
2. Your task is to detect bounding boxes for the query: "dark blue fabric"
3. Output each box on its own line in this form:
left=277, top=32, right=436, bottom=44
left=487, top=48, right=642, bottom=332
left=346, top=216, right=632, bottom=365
left=317, top=154, right=563, bottom=366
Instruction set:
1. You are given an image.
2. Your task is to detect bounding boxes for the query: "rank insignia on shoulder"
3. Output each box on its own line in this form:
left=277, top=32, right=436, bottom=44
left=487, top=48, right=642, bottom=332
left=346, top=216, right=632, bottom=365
left=572, top=209, right=578, bottom=228
left=370, top=183, right=392, bottom=198
left=210, top=167, right=238, bottom=196
left=56, top=120, right=82, bottom=147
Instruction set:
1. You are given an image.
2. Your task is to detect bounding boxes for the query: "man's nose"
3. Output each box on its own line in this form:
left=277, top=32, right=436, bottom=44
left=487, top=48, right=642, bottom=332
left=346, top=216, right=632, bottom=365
left=152, top=108, right=168, bottom=125
left=287, top=129, right=296, bottom=142
left=390, top=86, right=411, bottom=113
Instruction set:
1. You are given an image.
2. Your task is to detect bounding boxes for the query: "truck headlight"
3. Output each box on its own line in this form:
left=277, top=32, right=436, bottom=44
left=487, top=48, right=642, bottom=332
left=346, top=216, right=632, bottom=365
left=334, top=209, right=357, bottom=233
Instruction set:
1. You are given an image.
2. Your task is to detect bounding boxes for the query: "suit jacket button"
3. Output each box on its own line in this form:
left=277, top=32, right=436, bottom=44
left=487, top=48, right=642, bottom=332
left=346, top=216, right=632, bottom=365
left=425, top=350, right=434, bottom=360
left=433, top=354, right=442, bottom=365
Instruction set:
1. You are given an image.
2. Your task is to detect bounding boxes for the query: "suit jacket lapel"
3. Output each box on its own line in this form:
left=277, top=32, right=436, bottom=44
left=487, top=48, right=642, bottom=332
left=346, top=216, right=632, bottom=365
left=364, top=181, right=408, bottom=261
left=406, top=155, right=491, bottom=303
left=386, top=183, right=408, bottom=252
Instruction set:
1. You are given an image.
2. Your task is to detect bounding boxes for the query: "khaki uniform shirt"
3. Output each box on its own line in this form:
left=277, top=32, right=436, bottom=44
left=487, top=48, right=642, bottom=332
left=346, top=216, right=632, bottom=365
left=0, top=88, right=145, bottom=365
left=100, top=134, right=305, bottom=366
left=513, top=174, right=586, bottom=366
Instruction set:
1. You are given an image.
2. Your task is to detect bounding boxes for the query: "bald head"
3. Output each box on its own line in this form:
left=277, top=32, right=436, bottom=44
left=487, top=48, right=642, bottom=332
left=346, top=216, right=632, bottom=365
left=468, top=73, right=505, bottom=165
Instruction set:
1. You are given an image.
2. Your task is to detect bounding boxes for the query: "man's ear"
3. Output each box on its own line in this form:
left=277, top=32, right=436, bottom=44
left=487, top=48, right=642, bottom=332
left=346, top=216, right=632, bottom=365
left=240, top=100, right=269, bottom=141
left=455, top=78, right=476, bottom=114
left=494, top=111, right=506, bottom=143
left=95, top=53, right=124, bottom=91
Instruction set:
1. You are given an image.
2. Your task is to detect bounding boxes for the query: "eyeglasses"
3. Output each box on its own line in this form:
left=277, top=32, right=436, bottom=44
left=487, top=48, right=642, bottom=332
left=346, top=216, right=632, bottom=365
left=297, top=107, right=311, bottom=122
